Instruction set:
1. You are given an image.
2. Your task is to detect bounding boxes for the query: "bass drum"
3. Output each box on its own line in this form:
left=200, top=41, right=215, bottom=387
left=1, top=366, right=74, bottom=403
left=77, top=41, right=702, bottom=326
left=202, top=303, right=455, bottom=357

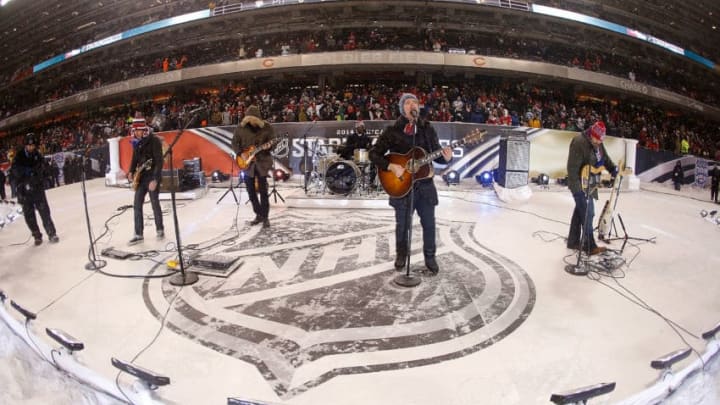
left=325, top=160, right=361, bottom=195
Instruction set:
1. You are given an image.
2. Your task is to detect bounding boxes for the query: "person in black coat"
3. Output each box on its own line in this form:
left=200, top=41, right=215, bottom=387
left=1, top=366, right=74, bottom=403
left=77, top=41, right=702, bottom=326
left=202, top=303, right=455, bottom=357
left=11, top=133, right=59, bottom=245
left=672, top=161, right=683, bottom=191
left=369, top=93, right=452, bottom=275
left=0, top=167, right=6, bottom=201
left=710, top=166, right=719, bottom=203
left=127, top=115, right=164, bottom=245
left=339, top=120, right=373, bottom=160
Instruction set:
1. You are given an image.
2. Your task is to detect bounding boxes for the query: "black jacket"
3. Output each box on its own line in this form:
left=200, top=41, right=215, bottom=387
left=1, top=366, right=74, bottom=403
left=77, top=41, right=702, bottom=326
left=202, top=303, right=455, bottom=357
left=129, top=134, right=163, bottom=183
left=566, top=131, right=616, bottom=198
left=369, top=116, right=447, bottom=205
left=11, top=146, right=48, bottom=196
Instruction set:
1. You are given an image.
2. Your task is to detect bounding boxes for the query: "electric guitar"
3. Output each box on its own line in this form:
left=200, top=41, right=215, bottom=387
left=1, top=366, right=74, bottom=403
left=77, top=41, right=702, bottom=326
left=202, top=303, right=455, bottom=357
left=236, top=136, right=284, bottom=170
left=377, top=129, right=486, bottom=198
left=132, top=159, right=153, bottom=191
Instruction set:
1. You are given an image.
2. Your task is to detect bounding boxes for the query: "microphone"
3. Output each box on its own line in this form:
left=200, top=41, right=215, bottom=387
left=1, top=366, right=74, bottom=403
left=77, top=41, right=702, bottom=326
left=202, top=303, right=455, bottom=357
left=410, top=109, right=418, bottom=119
left=117, top=205, right=133, bottom=211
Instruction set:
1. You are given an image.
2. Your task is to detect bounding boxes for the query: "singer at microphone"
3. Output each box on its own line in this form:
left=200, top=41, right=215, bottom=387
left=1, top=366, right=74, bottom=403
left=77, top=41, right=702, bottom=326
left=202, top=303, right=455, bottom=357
left=368, top=92, right=453, bottom=277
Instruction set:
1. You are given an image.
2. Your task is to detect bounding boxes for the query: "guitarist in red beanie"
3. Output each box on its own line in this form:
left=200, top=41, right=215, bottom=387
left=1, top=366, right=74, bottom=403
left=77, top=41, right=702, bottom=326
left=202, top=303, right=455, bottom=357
left=566, top=120, right=617, bottom=257
left=369, top=93, right=452, bottom=275
left=232, top=105, right=276, bottom=228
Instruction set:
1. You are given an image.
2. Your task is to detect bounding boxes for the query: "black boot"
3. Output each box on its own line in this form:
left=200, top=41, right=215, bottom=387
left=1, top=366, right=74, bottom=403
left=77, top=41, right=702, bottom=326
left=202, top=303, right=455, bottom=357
left=425, top=256, right=439, bottom=275
left=394, top=251, right=407, bottom=270
left=249, top=216, right=263, bottom=225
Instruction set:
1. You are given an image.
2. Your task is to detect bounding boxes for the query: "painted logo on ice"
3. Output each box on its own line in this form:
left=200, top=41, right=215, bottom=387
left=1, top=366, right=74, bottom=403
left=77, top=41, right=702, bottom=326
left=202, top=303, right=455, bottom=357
left=143, top=211, right=535, bottom=398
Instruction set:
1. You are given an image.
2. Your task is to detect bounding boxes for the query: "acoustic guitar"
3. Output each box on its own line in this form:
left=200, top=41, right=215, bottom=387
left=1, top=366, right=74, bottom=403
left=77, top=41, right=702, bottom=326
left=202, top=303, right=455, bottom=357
left=132, top=159, right=153, bottom=191
left=236, top=136, right=284, bottom=170
left=377, top=129, right=486, bottom=198
left=597, top=160, right=632, bottom=240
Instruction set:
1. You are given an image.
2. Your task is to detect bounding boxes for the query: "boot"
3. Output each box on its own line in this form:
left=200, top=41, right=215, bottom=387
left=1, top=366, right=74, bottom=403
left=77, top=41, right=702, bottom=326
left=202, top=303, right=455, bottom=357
left=394, top=251, right=407, bottom=270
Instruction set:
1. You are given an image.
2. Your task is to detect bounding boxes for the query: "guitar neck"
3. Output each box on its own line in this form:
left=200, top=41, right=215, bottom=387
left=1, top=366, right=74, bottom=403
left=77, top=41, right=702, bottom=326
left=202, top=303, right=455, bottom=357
left=418, top=139, right=465, bottom=166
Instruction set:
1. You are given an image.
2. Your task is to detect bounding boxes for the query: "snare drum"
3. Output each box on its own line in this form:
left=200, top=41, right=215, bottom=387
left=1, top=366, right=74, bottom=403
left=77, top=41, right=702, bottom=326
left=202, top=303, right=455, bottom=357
left=325, top=160, right=361, bottom=195
left=353, top=148, right=369, bottom=164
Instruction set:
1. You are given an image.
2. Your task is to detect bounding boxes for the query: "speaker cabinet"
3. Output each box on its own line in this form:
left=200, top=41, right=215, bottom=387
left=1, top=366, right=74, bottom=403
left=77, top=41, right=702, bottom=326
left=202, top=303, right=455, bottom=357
left=497, top=135, right=530, bottom=189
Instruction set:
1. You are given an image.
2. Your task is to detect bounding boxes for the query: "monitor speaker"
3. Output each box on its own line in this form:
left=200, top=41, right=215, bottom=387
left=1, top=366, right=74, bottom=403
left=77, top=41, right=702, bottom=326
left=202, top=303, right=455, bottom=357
left=497, top=134, right=530, bottom=189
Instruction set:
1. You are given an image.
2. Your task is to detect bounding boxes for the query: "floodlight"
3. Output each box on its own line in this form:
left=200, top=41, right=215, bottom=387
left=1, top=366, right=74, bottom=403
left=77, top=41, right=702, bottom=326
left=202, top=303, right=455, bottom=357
left=536, top=173, right=550, bottom=185
left=650, top=348, right=692, bottom=370
left=10, top=300, right=36, bottom=321
left=442, top=170, right=460, bottom=186
left=211, top=170, right=226, bottom=183
left=273, top=168, right=290, bottom=182
left=475, top=171, right=493, bottom=187
left=701, top=321, right=720, bottom=340
left=550, top=382, right=616, bottom=404
left=46, top=328, right=84, bottom=352
left=111, top=357, right=170, bottom=388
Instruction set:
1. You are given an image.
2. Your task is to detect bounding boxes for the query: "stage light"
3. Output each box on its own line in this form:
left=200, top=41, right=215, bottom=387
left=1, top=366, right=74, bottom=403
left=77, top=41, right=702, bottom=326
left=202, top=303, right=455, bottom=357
left=700, top=209, right=708, bottom=218
left=650, top=347, right=692, bottom=371
left=701, top=321, right=720, bottom=340
left=211, top=170, right=227, bottom=183
left=273, top=168, right=290, bottom=182
left=475, top=171, right=493, bottom=187
left=536, top=173, right=549, bottom=185
left=111, top=357, right=170, bottom=388
left=46, top=328, right=84, bottom=352
left=550, top=382, right=616, bottom=404
left=442, top=170, right=460, bottom=186
left=10, top=300, right=36, bottom=321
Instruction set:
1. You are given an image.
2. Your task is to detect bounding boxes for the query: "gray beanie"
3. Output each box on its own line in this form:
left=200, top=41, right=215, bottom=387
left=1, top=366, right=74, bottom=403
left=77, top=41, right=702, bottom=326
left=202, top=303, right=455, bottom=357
left=398, top=93, right=418, bottom=115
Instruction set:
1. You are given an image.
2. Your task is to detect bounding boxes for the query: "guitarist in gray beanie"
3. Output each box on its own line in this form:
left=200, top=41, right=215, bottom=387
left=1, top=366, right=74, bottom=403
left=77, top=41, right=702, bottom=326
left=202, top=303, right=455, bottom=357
left=370, top=93, right=452, bottom=275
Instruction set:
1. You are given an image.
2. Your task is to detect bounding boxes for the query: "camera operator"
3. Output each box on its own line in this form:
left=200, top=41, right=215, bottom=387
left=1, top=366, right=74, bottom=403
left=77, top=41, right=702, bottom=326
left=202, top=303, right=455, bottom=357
left=11, top=133, right=59, bottom=245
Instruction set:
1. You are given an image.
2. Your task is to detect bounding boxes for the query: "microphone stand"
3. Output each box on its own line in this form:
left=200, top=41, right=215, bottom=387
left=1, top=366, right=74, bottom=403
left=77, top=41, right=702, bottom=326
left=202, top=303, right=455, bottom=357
left=394, top=114, right=422, bottom=287
left=165, top=113, right=200, bottom=286
left=81, top=145, right=107, bottom=271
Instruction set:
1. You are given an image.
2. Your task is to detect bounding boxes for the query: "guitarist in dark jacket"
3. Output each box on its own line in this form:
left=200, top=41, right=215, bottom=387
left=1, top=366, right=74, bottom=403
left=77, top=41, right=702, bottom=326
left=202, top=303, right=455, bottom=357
left=11, top=133, right=59, bottom=245
left=232, top=105, right=276, bottom=228
left=566, top=120, right=616, bottom=256
left=369, top=93, right=452, bottom=275
left=127, top=115, right=164, bottom=245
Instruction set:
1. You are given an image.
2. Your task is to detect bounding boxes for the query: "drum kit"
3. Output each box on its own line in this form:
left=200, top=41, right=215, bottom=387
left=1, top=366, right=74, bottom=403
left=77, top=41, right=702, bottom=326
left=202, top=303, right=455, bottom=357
left=303, top=139, right=381, bottom=196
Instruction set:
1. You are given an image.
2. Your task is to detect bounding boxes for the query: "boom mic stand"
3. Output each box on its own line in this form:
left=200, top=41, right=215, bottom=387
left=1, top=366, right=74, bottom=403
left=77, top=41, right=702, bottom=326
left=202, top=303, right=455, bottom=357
left=164, top=112, right=200, bottom=286
left=395, top=115, right=422, bottom=287
left=81, top=146, right=107, bottom=271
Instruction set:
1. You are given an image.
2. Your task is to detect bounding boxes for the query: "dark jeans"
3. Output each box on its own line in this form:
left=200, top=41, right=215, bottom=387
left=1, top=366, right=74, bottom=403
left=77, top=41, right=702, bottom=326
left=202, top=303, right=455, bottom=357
left=245, top=174, right=269, bottom=219
left=568, top=191, right=596, bottom=251
left=133, top=176, right=163, bottom=236
left=21, top=191, right=56, bottom=239
left=712, top=187, right=718, bottom=202
left=392, top=187, right=437, bottom=259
